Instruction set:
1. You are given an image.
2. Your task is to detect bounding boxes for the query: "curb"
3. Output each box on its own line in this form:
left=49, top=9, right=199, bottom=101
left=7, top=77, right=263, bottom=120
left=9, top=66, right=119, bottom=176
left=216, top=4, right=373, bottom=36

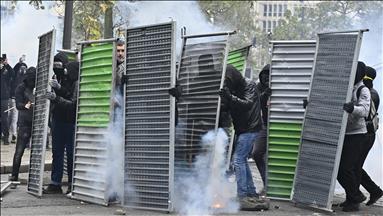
left=0, top=163, right=52, bottom=174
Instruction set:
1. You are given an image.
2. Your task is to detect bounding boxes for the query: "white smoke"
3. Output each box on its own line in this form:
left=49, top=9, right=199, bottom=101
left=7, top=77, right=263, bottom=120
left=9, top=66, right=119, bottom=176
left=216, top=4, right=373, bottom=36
left=116, top=1, right=228, bottom=53
left=0, top=1, right=63, bottom=67
left=174, top=128, right=239, bottom=215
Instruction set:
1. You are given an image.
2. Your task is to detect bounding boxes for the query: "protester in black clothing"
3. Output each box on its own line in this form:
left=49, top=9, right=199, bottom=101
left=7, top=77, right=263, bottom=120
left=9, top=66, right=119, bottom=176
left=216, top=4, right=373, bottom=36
left=9, top=57, right=28, bottom=143
left=1, top=56, right=14, bottom=145
left=338, top=61, right=371, bottom=212
left=44, top=53, right=78, bottom=194
left=9, top=67, right=36, bottom=181
left=358, top=66, right=382, bottom=206
left=251, top=64, right=271, bottom=188
left=219, top=65, right=269, bottom=210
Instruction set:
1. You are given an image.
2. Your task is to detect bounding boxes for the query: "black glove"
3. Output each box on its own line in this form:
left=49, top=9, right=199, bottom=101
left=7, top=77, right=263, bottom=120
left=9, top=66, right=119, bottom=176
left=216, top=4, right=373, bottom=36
left=169, top=84, right=182, bottom=99
left=121, top=74, right=128, bottom=84
left=219, top=87, right=232, bottom=101
left=264, top=87, right=272, bottom=97
left=343, top=102, right=354, bottom=113
left=45, top=91, right=57, bottom=101
left=303, top=99, right=308, bottom=109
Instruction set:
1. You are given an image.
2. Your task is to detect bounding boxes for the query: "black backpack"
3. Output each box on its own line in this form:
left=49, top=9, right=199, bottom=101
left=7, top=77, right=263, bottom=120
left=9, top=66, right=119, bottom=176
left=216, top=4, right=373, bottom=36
left=356, top=85, right=379, bottom=133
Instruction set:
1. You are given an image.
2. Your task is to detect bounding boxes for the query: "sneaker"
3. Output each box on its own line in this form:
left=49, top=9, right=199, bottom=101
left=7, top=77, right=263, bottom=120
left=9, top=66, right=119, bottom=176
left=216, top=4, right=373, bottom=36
left=366, top=189, right=383, bottom=206
left=342, top=202, right=359, bottom=212
left=66, top=183, right=72, bottom=194
left=43, top=184, right=63, bottom=194
left=11, top=135, right=16, bottom=143
left=239, top=197, right=270, bottom=211
left=8, top=175, right=18, bottom=181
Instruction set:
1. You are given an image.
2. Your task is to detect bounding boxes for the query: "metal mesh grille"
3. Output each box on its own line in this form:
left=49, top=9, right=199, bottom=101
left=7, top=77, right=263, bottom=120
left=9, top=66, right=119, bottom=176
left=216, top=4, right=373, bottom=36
left=175, top=39, right=227, bottom=171
left=266, top=41, right=315, bottom=199
left=71, top=42, right=114, bottom=205
left=27, top=29, right=55, bottom=196
left=292, top=33, right=362, bottom=210
left=123, top=22, right=175, bottom=211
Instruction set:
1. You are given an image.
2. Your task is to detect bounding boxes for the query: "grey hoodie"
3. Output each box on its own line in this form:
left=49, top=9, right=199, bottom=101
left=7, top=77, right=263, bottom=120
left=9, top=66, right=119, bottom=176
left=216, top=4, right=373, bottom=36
left=345, top=80, right=371, bottom=135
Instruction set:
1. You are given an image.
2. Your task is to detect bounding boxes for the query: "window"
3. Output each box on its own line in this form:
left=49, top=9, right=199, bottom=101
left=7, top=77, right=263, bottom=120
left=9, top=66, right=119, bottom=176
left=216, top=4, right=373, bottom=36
left=283, top=4, right=288, bottom=16
left=267, top=21, right=272, bottom=33
left=263, top=21, right=267, bottom=31
left=273, top=21, right=277, bottom=29
left=278, top=4, right=283, bottom=16
left=263, top=4, right=267, bottom=17
left=268, top=4, right=272, bottom=17
left=273, top=4, right=278, bottom=17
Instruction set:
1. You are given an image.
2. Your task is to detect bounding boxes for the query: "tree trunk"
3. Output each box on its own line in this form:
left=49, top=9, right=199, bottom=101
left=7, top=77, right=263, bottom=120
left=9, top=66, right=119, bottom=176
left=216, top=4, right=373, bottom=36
left=104, top=5, right=113, bottom=38
left=63, top=0, right=73, bottom=49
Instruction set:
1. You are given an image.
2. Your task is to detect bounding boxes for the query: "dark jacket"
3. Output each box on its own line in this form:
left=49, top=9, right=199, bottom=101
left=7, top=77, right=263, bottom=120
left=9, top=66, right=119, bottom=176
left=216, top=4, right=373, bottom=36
left=1, top=64, right=14, bottom=100
left=51, top=61, right=79, bottom=124
left=11, top=62, right=28, bottom=98
left=15, top=69, right=35, bottom=127
left=15, top=83, right=34, bottom=127
left=229, top=79, right=263, bottom=135
left=257, top=81, right=269, bottom=126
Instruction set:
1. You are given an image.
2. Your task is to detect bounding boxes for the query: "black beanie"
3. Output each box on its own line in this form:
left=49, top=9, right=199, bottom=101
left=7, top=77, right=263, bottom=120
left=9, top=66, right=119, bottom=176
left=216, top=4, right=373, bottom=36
left=365, top=66, right=376, bottom=80
left=354, top=61, right=366, bottom=85
left=54, top=52, right=69, bottom=66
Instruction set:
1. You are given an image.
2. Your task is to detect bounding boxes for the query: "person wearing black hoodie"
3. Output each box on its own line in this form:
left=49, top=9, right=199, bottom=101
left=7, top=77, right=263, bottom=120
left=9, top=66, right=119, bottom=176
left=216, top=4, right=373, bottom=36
left=251, top=64, right=271, bottom=188
left=44, top=52, right=79, bottom=194
left=9, top=58, right=28, bottom=143
left=219, top=65, right=269, bottom=210
left=1, top=56, right=14, bottom=145
left=358, top=66, right=382, bottom=206
left=9, top=67, right=36, bottom=181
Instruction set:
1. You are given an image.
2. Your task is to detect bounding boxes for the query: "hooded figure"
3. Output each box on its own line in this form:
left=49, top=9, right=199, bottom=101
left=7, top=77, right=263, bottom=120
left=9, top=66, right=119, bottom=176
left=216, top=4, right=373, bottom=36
left=338, top=61, right=371, bottom=212
left=53, top=52, right=69, bottom=78
left=44, top=56, right=78, bottom=194
left=257, top=64, right=271, bottom=126
left=219, top=64, right=268, bottom=210
left=11, top=62, right=28, bottom=98
left=9, top=67, right=36, bottom=181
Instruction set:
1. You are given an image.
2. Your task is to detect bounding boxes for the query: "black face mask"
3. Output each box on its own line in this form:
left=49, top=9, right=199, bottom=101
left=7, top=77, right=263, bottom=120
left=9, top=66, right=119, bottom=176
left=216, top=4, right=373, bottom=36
left=53, top=68, right=65, bottom=77
left=363, top=79, right=373, bottom=89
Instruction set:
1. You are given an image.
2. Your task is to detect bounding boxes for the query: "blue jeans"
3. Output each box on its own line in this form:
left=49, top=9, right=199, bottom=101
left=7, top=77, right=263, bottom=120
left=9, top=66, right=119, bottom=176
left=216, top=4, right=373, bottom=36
left=51, top=119, right=75, bottom=186
left=234, top=132, right=259, bottom=198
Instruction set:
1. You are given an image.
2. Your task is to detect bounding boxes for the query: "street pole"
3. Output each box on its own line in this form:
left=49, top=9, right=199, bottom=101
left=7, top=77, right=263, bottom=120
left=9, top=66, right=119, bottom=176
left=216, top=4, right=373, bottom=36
left=63, top=0, right=73, bottom=49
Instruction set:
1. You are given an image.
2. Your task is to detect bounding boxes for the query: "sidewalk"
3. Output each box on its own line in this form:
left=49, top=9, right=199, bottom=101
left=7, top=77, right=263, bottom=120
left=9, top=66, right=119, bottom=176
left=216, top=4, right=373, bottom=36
left=0, top=143, right=52, bottom=174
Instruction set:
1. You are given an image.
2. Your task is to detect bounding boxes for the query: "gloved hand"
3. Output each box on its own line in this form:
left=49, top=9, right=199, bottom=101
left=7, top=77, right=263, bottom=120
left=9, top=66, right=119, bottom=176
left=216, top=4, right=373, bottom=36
left=343, top=102, right=354, bottom=113
left=49, top=78, right=61, bottom=90
left=264, top=87, right=272, bottom=97
left=168, top=84, right=182, bottom=99
left=219, top=87, right=232, bottom=101
left=303, top=99, right=308, bottom=109
left=45, top=91, right=56, bottom=101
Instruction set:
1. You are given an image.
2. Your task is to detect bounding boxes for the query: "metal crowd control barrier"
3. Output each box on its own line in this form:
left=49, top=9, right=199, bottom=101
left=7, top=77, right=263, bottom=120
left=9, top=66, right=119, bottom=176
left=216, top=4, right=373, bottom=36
left=227, top=45, right=251, bottom=76
left=292, top=29, right=368, bottom=211
left=70, top=38, right=117, bottom=205
left=266, top=40, right=316, bottom=200
left=27, top=29, right=56, bottom=197
left=123, top=22, right=176, bottom=211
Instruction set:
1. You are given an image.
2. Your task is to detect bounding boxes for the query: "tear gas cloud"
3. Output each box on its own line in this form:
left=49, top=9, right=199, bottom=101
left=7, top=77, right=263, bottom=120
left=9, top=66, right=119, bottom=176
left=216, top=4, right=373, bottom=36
left=174, top=128, right=239, bottom=215
left=1, top=1, right=62, bottom=67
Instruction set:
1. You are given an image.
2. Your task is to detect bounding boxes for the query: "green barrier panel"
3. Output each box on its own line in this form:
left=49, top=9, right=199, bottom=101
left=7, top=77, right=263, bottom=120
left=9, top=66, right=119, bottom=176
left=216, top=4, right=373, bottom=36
left=228, top=46, right=250, bottom=74
left=77, top=43, right=113, bottom=127
left=267, top=122, right=302, bottom=199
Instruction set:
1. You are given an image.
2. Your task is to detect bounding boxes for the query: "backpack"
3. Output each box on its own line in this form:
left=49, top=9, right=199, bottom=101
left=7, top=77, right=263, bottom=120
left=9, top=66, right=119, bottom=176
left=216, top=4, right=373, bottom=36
left=357, top=85, right=379, bottom=133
